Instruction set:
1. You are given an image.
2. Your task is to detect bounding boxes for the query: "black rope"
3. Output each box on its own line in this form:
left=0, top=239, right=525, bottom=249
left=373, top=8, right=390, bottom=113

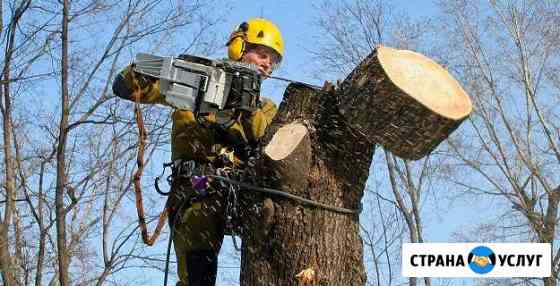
left=163, top=191, right=194, bottom=286
left=0, top=199, right=27, bottom=204
left=163, top=226, right=174, bottom=286
left=208, top=175, right=362, bottom=215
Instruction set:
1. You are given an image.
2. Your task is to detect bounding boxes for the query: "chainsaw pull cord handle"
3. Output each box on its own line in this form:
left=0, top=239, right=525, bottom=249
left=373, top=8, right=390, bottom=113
left=132, top=87, right=168, bottom=246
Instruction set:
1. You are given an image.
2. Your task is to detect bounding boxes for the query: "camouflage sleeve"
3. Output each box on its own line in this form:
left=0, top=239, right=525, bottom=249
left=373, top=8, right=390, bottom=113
left=245, top=97, right=278, bottom=140
left=112, top=65, right=166, bottom=105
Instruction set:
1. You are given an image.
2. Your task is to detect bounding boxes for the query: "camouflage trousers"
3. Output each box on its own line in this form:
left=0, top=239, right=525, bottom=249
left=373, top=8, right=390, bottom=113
left=167, top=174, right=226, bottom=286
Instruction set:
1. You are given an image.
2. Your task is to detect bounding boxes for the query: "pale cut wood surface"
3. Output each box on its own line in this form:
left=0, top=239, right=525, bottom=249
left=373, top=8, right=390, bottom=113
left=377, top=46, right=471, bottom=120
left=264, top=122, right=309, bottom=161
left=338, top=45, right=472, bottom=160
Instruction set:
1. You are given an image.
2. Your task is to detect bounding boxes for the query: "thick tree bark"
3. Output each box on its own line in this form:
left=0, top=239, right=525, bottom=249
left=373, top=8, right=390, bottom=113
left=241, top=84, right=375, bottom=285
left=240, top=46, right=471, bottom=285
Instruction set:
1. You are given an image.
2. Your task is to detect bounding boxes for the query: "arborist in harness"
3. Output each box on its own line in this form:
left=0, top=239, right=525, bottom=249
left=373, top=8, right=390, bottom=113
left=112, top=18, right=283, bottom=286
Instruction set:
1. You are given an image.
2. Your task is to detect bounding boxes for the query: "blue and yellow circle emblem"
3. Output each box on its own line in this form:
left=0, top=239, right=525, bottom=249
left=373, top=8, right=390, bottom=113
left=468, top=246, right=496, bottom=274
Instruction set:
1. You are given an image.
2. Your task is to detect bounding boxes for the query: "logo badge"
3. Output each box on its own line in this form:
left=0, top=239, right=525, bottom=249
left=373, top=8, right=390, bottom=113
left=468, top=246, right=496, bottom=274
left=402, top=243, right=551, bottom=277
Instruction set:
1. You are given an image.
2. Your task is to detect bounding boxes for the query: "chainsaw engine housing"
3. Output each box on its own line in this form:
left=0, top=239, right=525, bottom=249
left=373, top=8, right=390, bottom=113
left=132, top=53, right=262, bottom=114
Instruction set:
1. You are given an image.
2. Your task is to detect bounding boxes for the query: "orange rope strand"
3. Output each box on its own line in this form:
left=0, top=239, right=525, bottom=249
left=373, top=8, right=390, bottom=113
left=132, top=90, right=168, bottom=246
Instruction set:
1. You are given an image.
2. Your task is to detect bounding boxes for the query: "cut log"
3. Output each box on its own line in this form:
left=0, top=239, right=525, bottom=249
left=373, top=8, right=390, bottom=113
left=338, top=45, right=472, bottom=160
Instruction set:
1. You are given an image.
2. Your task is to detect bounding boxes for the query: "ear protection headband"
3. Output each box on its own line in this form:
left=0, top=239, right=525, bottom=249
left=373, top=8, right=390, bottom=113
left=227, top=22, right=249, bottom=61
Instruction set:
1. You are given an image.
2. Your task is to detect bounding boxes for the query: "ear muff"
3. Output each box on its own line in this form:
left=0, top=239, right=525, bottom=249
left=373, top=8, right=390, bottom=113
left=227, top=22, right=249, bottom=61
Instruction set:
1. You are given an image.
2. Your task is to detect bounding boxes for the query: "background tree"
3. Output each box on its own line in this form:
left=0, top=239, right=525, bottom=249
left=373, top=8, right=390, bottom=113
left=1, top=1, right=40, bottom=285
left=3, top=1, right=558, bottom=285
left=0, top=0, right=224, bottom=285
left=436, top=1, right=560, bottom=285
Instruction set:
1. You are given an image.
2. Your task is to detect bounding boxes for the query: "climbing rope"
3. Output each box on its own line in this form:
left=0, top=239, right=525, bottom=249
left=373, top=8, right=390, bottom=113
left=132, top=91, right=169, bottom=246
left=209, top=175, right=362, bottom=215
left=163, top=223, right=174, bottom=286
left=216, top=167, right=244, bottom=251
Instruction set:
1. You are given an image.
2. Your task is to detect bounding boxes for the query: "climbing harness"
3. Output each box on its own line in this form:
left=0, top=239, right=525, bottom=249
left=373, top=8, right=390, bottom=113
left=133, top=90, right=360, bottom=284
left=215, top=167, right=243, bottom=251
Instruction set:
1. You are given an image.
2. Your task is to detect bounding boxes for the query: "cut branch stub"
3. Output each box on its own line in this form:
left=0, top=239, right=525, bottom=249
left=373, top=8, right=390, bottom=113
left=338, top=45, right=472, bottom=160
left=264, top=122, right=309, bottom=161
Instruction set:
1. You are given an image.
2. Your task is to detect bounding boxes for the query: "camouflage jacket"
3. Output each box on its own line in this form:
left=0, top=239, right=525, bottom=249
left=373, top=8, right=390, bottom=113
left=112, top=65, right=277, bottom=163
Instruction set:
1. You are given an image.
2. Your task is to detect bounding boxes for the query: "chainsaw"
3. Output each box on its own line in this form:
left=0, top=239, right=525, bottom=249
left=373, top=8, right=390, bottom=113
left=132, top=53, right=265, bottom=114
left=132, top=53, right=320, bottom=115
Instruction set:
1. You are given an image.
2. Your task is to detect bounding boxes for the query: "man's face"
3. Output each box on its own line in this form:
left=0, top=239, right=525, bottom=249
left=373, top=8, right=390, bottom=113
left=241, top=45, right=280, bottom=76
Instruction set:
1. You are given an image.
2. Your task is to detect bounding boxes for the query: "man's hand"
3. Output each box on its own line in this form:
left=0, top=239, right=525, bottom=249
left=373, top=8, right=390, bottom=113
left=321, top=80, right=335, bottom=92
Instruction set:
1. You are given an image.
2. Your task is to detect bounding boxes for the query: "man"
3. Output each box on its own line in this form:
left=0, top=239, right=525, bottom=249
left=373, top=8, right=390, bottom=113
left=112, top=18, right=284, bottom=286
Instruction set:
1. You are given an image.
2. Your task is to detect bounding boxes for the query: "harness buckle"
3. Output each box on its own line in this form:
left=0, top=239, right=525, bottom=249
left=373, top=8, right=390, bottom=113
left=172, top=159, right=198, bottom=177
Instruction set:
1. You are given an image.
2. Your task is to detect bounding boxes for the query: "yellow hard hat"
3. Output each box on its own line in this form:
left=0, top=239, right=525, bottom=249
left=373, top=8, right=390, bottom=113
left=227, top=18, right=284, bottom=63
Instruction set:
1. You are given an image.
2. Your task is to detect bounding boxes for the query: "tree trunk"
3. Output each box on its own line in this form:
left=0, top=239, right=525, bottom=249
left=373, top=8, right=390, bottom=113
left=240, top=83, right=375, bottom=285
left=1, top=3, right=19, bottom=283
left=56, top=0, right=71, bottom=285
left=240, top=46, right=471, bottom=285
left=1, top=81, right=17, bottom=285
left=0, top=223, right=17, bottom=286
left=0, top=81, right=17, bottom=285
left=543, top=187, right=559, bottom=286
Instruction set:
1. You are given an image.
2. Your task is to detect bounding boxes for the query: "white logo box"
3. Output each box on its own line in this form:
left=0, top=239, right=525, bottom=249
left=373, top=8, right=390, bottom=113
left=402, top=243, right=551, bottom=277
